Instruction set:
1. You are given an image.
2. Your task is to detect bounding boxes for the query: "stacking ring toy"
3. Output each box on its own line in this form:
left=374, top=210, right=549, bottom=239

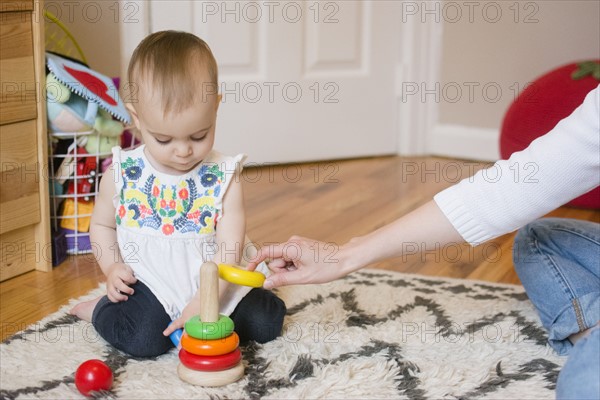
left=181, top=332, right=239, bottom=356
left=178, top=361, right=245, bottom=387
left=185, top=315, right=234, bottom=340
left=218, top=264, right=266, bottom=288
left=179, top=347, right=242, bottom=372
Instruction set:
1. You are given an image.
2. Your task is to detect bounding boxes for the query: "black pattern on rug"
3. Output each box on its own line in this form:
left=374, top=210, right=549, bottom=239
left=1, top=270, right=564, bottom=399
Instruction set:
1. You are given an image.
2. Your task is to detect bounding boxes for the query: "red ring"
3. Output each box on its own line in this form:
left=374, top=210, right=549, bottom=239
left=178, top=348, right=242, bottom=372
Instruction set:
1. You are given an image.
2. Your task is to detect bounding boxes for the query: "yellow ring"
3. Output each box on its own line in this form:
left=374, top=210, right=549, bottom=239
left=218, top=264, right=266, bottom=288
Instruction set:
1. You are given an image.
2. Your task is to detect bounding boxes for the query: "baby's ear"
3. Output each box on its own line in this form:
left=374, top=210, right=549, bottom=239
left=125, top=103, right=141, bottom=130
left=215, top=94, right=222, bottom=112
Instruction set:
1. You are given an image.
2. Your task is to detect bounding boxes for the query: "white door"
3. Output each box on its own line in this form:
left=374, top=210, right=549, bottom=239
left=123, top=0, right=402, bottom=164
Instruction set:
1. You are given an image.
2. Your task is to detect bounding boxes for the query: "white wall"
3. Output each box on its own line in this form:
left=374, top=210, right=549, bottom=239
left=44, top=0, right=122, bottom=78
left=42, top=1, right=600, bottom=161
left=430, top=0, right=600, bottom=160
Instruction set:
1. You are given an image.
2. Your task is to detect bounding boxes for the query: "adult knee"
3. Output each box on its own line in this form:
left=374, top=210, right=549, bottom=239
left=513, top=219, right=558, bottom=271
left=515, top=219, right=557, bottom=247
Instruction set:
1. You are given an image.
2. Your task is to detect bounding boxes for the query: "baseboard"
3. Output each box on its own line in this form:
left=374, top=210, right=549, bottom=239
left=428, top=124, right=500, bottom=162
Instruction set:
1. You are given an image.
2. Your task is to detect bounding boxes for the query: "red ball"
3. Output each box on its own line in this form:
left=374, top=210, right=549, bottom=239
left=74, top=359, right=114, bottom=396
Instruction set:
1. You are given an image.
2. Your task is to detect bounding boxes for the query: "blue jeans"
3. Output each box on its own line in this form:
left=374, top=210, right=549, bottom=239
left=514, top=218, right=600, bottom=399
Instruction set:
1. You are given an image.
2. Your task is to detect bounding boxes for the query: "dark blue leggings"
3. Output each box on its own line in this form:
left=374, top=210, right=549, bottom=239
left=92, top=281, right=286, bottom=357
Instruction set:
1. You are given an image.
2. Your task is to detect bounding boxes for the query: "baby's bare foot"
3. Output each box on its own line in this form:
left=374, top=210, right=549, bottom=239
left=69, top=297, right=101, bottom=322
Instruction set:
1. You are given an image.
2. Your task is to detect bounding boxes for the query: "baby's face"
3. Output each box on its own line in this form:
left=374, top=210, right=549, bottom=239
left=129, top=84, right=220, bottom=175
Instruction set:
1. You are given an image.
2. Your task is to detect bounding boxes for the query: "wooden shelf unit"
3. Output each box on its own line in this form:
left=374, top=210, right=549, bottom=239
left=0, top=0, right=51, bottom=280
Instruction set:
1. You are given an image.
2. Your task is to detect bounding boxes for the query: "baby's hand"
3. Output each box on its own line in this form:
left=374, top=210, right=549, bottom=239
left=163, top=318, right=184, bottom=350
left=106, top=263, right=137, bottom=303
left=163, top=298, right=201, bottom=346
left=164, top=322, right=184, bottom=348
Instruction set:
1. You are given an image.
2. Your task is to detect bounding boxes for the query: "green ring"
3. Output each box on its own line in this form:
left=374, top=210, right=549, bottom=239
left=184, top=315, right=234, bottom=340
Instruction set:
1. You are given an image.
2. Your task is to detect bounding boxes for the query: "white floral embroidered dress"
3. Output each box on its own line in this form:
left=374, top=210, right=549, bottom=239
left=111, top=145, right=248, bottom=319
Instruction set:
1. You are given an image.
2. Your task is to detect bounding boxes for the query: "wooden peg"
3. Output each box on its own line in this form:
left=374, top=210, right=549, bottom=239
left=200, top=261, right=219, bottom=323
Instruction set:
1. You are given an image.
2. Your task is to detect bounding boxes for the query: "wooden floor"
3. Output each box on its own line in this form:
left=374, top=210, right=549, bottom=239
left=2, top=156, right=599, bottom=341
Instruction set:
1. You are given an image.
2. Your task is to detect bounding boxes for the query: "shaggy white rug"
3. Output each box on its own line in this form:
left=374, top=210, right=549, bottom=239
left=1, top=270, right=564, bottom=399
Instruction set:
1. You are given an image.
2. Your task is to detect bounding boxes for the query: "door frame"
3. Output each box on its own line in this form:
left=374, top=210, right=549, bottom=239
left=118, top=0, right=445, bottom=159
left=395, top=13, right=444, bottom=156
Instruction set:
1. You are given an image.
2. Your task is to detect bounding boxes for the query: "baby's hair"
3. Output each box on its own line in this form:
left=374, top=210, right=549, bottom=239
left=128, top=30, right=218, bottom=115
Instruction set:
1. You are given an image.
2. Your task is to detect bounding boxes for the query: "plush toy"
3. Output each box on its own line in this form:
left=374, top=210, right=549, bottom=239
left=84, top=108, right=125, bottom=155
left=46, top=72, right=97, bottom=133
left=46, top=53, right=130, bottom=123
left=45, top=52, right=130, bottom=135
left=46, top=52, right=130, bottom=160
left=46, top=53, right=132, bottom=256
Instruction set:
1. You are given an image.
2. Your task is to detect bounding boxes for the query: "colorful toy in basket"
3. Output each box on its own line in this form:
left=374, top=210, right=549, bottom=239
left=46, top=53, right=132, bottom=257
left=45, top=52, right=129, bottom=161
left=84, top=109, right=125, bottom=155
left=46, top=71, right=126, bottom=138
left=46, top=72, right=97, bottom=133
left=46, top=52, right=131, bottom=129
left=63, top=147, right=98, bottom=200
left=60, top=198, right=94, bottom=232
left=176, top=263, right=266, bottom=387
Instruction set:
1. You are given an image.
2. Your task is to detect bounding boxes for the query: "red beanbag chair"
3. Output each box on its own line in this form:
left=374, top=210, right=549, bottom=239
left=500, top=61, right=600, bottom=209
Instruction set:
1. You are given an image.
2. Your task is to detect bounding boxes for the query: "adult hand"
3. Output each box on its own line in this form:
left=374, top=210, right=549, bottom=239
left=246, top=201, right=465, bottom=290
left=106, top=263, right=137, bottom=302
left=247, top=236, right=352, bottom=289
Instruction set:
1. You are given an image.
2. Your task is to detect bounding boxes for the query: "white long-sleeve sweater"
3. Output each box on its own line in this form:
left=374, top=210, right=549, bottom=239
left=434, top=85, right=600, bottom=245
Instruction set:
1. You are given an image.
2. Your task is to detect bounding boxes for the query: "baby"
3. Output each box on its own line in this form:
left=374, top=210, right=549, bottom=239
left=70, top=31, right=286, bottom=357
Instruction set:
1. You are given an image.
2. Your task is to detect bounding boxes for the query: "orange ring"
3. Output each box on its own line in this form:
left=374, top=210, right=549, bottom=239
left=180, top=332, right=240, bottom=356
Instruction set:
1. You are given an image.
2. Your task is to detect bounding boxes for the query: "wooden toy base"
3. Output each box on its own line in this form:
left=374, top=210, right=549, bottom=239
left=177, top=361, right=245, bottom=387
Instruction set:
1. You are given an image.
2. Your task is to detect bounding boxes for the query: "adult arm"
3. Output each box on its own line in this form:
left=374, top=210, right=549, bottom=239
left=249, top=86, right=600, bottom=289
left=435, top=86, right=600, bottom=244
left=250, top=200, right=462, bottom=288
